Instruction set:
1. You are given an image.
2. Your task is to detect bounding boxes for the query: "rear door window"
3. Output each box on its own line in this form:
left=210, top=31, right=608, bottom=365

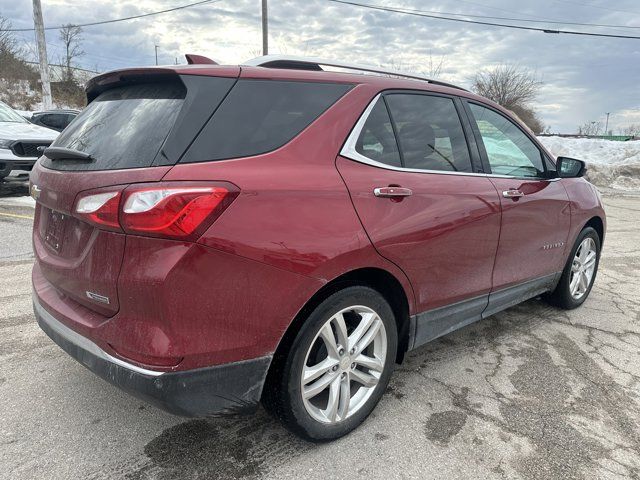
left=64, top=114, right=77, bottom=129
left=385, top=94, right=473, bottom=172
left=181, top=79, right=352, bottom=163
left=41, top=114, right=65, bottom=130
left=43, top=82, right=186, bottom=171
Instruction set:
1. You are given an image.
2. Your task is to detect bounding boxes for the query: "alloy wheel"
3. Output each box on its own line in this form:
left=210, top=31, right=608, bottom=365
left=570, top=237, right=597, bottom=299
left=300, top=305, right=387, bottom=424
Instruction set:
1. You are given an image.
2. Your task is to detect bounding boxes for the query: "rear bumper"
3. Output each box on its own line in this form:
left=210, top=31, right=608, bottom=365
left=34, top=296, right=272, bottom=417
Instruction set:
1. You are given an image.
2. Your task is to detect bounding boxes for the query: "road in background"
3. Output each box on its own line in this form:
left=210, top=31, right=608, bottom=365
left=1, top=187, right=639, bottom=480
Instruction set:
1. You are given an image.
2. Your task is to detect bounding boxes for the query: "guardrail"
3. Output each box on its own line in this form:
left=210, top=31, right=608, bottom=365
left=537, top=134, right=639, bottom=142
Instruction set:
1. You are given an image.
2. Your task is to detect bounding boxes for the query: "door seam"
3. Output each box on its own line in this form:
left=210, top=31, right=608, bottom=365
left=485, top=178, right=505, bottom=302
left=333, top=156, right=418, bottom=313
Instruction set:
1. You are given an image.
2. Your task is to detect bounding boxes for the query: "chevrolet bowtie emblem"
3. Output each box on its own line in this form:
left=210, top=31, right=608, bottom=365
left=30, top=184, right=41, bottom=200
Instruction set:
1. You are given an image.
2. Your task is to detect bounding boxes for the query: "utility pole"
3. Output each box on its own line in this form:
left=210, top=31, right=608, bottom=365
left=155, top=45, right=159, bottom=65
left=32, top=0, right=52, bottom=109
left=605, top=112, right=611, bottom=134
left=261, top=0, right=268, bottom=56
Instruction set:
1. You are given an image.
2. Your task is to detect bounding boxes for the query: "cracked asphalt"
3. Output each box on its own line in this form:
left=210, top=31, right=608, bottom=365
left=1, top=180, right=639, bottom=480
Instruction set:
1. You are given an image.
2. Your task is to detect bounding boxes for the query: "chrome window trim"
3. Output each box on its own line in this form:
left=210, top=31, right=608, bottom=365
left=340, top=94, right=561, bottom=182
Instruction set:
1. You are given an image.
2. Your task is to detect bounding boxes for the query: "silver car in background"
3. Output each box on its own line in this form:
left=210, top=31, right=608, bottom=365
left=0, top=102, right=58, bottom=181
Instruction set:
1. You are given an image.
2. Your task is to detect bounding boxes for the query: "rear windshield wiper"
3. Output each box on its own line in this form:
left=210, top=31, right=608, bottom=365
left=40, top=146, right=93, bottom=162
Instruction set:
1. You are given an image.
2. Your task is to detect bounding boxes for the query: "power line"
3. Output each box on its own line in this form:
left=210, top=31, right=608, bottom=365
left=3, top=0, right=223, bottom=32
left=13, top=31, right=141, bottom=67
left=450, top=0, right=565, bottom=22
left=327, top=0, right=640, bottom=40
left=24, top=60, right=100, bottom=74
left=381, top=5, right=640, bottom=29
left=552, top=0, right=640, bottom=16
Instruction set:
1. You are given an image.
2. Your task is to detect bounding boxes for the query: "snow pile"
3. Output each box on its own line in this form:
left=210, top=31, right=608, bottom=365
left=539, top=136, right=640, bottom=191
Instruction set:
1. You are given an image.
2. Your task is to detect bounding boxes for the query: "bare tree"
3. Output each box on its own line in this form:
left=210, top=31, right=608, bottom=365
left=425, top=51, right=445, bottom=78
left=619, top=124, right=639, bottom=136
left=383, top=52, right=447, bottom=80
left=510, top=105, right=545, bottom=135
left=471, top=64, right=545, bottom=134
left=59, top=24, right=84, bottom=82
left=577, top=121, right=602, bottom=136
left=472, top=64, right=541, bottom=110
left=0, top=17, right=20, bottom=57
left=0, top=16, right=38, bottom=83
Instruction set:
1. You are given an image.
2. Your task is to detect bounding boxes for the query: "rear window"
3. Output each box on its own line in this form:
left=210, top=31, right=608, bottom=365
left=44, top=82, right=186, bottom=171
left=355, top=97, right=401, bottom=168
left=181, top=79, right=352, bottom=163
left=385, top=94, right=473, bottom=173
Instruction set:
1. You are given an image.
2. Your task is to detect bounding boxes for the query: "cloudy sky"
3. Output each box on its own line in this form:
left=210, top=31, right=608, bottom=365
left=3, top=0, right=639, bottom=131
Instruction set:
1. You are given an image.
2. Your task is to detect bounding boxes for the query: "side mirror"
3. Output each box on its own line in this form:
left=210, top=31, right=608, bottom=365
left=556, top=157, right=586, bottom=178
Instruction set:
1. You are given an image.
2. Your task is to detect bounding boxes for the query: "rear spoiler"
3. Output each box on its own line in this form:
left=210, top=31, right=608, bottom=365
left=185, top=54, right=218, bottom=65
left=85, top=67, right=181, bottom=103
left=86, top=54, right=228, bottom=103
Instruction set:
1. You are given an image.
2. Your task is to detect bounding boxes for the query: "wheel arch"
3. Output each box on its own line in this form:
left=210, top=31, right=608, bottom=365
left=584, top=215, right=605, bottom=246
left=265, top=267, right=412, bottom=390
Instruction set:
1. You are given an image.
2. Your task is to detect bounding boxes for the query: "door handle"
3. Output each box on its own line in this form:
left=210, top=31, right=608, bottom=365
left=374, top=186, right=413, bottom=198
left=502, top=189, right=524, bottom=199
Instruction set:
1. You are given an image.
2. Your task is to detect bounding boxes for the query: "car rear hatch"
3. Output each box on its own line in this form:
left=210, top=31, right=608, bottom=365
left=31, top=66, right=240, bottom=317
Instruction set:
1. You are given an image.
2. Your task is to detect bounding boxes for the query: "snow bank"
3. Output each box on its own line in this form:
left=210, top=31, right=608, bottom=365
left=538, top=136, right=640, bottom=191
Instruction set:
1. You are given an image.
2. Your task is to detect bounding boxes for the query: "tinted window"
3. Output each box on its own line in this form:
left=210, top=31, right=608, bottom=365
left=46, top=82, right=185, bottom=170
left=41, top=114, right=66, bottom=130
left=182, top=80, right=351, bottom=162
left=65, top=114, right=77, bottom=127
left=469, top=103, right=544, bottom=177
left=355, top=98, right=401, bottom=167
left=385, top=94, right=472, bottom=172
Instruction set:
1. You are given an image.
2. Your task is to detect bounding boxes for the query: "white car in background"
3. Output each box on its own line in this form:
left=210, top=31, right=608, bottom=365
left=0, top=101, right=58, bottom=181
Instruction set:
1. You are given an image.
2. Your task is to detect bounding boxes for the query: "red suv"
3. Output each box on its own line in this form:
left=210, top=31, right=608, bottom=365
left=31, top=55, right=605, bottom=441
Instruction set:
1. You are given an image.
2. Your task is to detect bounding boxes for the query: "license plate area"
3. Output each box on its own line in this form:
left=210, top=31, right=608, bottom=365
left=45, top=209, right=65, bottom=252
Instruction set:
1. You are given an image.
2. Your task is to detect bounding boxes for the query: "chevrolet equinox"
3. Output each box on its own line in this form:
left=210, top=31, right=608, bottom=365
left=31, top=55, right=606, bottom=441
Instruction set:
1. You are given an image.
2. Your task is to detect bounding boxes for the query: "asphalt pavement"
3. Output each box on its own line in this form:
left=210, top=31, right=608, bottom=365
left=1, top=176, right=638, bottom=480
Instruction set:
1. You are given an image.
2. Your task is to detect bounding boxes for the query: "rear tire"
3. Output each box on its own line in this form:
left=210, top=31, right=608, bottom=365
left=262, top=286, right=397, bottom=441
left=545, top=227, right=601, bottom=310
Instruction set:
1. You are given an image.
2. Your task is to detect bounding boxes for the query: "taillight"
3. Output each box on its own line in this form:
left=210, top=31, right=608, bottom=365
left=75, top=189, right=123, bottom=231
left=121, top=185, right=232, bottom=239
left=73, top=182, right=238, bottom=240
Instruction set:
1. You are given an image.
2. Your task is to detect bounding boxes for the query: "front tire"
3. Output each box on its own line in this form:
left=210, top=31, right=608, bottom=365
left=263, top=286, right=397, bottom=441
left=546, top=226, right=601, bottom=309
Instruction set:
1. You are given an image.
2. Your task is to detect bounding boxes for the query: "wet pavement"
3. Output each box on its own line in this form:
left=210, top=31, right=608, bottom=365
left=0, top=187, right=638, bottom=480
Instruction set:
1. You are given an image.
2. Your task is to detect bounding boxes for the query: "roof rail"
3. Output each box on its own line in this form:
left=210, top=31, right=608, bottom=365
left=243, top=55, right=467, bottom=91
